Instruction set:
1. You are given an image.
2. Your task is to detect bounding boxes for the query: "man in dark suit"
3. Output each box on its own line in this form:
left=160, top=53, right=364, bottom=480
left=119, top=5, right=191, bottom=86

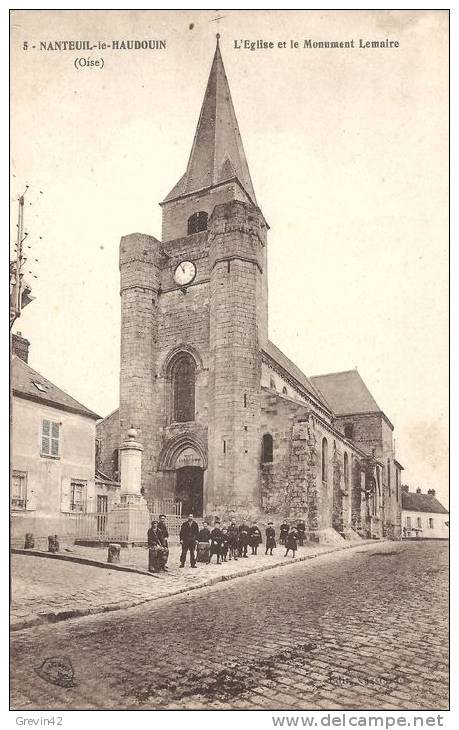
left=179, top=513, right=199, bottom=568
left=157, top=514, right=169, bottom=548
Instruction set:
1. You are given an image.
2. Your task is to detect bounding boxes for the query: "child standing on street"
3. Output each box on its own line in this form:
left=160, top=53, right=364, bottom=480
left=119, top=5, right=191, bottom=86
left=220, top=527, right=229, bottom=562
left=227, top=520, right=239, bottom=561
left=209, top=520, right=223, bottom=564
left=249, top=521, right=262, bottom=555
left=279, top=519, right=289, bottom=546
left=285, top=525, right=298, bottom=558
left=265, top=522, right=276, bottom=556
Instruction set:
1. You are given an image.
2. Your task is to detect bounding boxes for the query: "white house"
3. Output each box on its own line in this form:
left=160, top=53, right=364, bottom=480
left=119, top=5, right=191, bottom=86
left=11, top=333, right=119, bottom=547
left=401, top=486, right=449, bottom=540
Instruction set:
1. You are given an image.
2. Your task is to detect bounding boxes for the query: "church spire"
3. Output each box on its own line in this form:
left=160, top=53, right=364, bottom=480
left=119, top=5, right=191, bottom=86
left=163, top=36, right=257, bottom=204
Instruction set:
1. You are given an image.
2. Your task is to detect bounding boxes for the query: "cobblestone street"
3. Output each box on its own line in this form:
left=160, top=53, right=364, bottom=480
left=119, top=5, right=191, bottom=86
left=10, top=541, right=358, bottom=629
left=10, top=540, right=448, bottom=711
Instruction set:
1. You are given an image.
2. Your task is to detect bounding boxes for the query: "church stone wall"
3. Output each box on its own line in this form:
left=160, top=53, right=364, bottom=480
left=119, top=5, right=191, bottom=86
left=119, top=233, right=161, bottom=494
left=260, top=391, right=322, bottom=536
left=161, top=181, right=252, bottom=242
left=207, top=200, right=265, bottom=517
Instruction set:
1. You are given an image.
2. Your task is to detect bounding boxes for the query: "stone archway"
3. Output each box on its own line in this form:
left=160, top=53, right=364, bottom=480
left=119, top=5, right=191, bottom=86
left=157, top=436, right=207, bottom=517
left=176, top=466, right=204, bottom=517
left=175, top=447, right=205, bottom=517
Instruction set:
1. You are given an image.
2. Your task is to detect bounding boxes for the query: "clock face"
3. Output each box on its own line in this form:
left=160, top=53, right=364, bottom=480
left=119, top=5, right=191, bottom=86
left=174, top=260, right=196, bottom=286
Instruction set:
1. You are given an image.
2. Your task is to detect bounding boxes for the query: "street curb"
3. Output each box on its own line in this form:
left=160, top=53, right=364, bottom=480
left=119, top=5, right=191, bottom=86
left=11, top=539, right=385, bottom=632
left=11, top=548, right=160, bottom=578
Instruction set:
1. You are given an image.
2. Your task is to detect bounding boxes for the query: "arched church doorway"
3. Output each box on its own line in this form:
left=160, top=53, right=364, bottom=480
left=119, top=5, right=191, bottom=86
left=175, top=466, right=203, bottom=517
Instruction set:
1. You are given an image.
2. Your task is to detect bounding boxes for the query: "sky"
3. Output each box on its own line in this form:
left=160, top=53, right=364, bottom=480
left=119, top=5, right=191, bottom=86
left=10, top=10, right=449, bottom=506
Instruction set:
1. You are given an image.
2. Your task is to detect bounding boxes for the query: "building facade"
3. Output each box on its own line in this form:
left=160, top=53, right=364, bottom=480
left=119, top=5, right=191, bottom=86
left=97, top=39, right=403, bottom=541
left=11, top=334, right=119, bottom=545
left=401, top=487, right=449, bottom=540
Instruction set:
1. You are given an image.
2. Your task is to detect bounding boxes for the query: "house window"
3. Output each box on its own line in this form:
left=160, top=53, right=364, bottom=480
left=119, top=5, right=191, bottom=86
left=396, top=468, right=400, bottom=502
left=321, top=437, right=328, bottom=483
left=11, top=471, right=27, bottom=510
left=41, top=419, right=60, bottom=457
left=429, top=518, right=434, bottom=529
left=70, top=480, right=87, bottom=512
left=406, top=516, right=411, bottom=529
left=172, top=354, right=196, bottom=422
left=262, top=434, right=273, bottom=463
left=387, top=458, right=391, bottom=497
left=416, top=517, right=422, bottom=529
left=187, top=211, right=208, bottom=235
left=344, top=423, right=354, bottom=439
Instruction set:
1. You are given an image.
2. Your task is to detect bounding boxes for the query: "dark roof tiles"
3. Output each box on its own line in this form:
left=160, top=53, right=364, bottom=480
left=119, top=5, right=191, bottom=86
left=12, top=356, right=100, bottom=420
left=310, top=369, right=381, bottom=416
left=402, top=491, right=448, bottom=514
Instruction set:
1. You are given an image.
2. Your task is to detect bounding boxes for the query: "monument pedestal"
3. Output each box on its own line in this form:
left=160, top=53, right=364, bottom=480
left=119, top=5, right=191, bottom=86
left=113, top=429, right=150, bottom=545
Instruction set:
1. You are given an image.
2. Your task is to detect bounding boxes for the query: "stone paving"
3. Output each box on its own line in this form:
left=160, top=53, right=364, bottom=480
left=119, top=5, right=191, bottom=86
left=10, top=540, right=448, bottom=711
left=11, top=540, right=366, bottom=630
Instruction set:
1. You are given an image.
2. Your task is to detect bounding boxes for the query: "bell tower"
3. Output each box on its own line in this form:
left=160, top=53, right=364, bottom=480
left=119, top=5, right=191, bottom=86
left=120, top=36, right=268, bottom=517
left=159, top=36, right=269, bottom=516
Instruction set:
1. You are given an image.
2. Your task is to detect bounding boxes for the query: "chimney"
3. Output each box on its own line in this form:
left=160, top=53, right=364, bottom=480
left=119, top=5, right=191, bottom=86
left=401, top=485, right=409, bottom=493
left=427, top=489, right=436, bottom=497
left=416, top=487, right=422, bottom=494
left=12, top=332, right=30, bottom=363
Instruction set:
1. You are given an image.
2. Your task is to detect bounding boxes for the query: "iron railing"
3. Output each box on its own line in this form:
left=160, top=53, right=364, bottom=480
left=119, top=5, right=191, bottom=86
left=67, top=500, right=183, bottom=543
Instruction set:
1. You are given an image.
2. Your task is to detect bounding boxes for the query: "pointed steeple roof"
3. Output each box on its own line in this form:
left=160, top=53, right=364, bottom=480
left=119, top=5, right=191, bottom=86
left=163, top=36, right=257, bottom=204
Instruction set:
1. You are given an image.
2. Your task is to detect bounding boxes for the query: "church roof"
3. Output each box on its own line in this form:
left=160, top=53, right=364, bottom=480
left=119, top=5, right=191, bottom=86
left=12, top=355, right=100, bottom=420
left=163, top=37, right=257, bottom=204
left=310, top=369, right=381, bottom=417
left=264, top=341, right=332, bottom=412
left=401, top=491, right=448, bottom=515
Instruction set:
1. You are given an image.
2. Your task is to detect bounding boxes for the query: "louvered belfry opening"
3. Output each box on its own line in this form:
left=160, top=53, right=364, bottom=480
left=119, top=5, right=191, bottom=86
left=187, top=211, right=208, bottom=235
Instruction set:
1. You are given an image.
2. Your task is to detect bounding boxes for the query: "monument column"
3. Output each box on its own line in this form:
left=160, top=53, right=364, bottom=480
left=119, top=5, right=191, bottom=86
left=113, top=428, right=150, bottom=544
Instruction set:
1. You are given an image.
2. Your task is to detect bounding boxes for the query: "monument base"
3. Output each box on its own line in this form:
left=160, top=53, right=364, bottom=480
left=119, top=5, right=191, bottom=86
left=110, top=496, right=151, bottom=544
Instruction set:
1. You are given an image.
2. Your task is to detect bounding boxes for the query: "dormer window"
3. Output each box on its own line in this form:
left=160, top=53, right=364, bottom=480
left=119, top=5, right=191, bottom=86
left=187, top=211, right=208, bottom=235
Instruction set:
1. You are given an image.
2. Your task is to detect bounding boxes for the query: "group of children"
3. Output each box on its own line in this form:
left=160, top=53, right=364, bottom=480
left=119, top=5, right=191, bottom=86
left=196, top=518, right=307, bottom=564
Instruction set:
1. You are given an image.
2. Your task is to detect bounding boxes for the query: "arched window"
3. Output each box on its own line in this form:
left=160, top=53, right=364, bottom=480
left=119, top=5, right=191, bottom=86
left=172, top=354, right=196, bottom=423
left=187, top=211, right=208, bottom=235
left=322, top=437, right=328, bottom=483
left=262, top=433, right=273, bottom=463
left=270, top=378, right=276, bottom=391
left=282, top=386, right=288, bottom=395
left=344, top=452, right=349, bottom=489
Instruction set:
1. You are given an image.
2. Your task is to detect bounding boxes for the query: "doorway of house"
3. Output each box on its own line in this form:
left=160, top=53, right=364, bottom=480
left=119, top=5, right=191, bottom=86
left=96, top=494, right=108, bottom=537
left=175, top=466, right=203, bottom=517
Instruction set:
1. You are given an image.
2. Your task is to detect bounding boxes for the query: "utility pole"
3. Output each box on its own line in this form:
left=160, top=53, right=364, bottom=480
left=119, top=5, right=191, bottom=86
left=10, top=187, right=34, bottom=576
left=10, top=187, right=33, bottom=328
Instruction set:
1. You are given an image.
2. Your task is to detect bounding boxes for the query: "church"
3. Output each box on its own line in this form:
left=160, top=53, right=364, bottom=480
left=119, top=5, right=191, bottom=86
left=96, top=37, right=403, bottom=542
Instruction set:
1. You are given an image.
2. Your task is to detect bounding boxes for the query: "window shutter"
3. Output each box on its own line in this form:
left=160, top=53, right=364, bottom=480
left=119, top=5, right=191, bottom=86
left=51, top=422, right=60, bottom=455
left=61, top=477, right=71, bottom=512
left=26, top=481, right=37, bottom=511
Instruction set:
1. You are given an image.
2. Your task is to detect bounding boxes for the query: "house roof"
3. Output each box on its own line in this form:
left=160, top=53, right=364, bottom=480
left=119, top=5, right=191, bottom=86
left=263, top=341, right=332, bottom=412
left=163, top=37, right=256, bottom=204
left=310, top=369, right=381, bottom=417
left=12, top=355, right=100, bottom=420
left=401, top=491, right=448, bottom=515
